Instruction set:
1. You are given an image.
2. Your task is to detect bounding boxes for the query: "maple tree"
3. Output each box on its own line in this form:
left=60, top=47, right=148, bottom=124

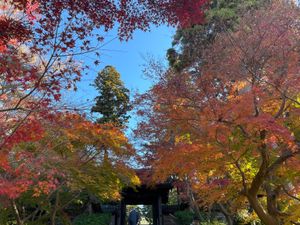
left=164, top=0, right=270, bottom=222
left=0, top=0, right=210, bottom=223
left=0, top=112, right=138, bottom=224
left=0, top=0, right=209, bottom=155
left=136, top=1, right=300, bottom=225
left=0, top=0, right=209, bottom=143
left=0, top=0, right=207, bottom=191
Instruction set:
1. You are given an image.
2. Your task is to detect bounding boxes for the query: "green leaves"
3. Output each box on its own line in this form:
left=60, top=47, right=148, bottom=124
left=92, top=66, right=131, bottom=127
left=73, top=213, right=111, bottom=225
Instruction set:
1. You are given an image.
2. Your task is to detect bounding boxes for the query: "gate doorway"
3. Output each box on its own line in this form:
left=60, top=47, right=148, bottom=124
left=118, top=183, right=172, bottom=225
left=126, top=205, right=151, bottom=225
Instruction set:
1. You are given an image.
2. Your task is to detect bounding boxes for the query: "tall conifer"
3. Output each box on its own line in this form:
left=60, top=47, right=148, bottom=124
left=92, top=66, right=131, bottom=126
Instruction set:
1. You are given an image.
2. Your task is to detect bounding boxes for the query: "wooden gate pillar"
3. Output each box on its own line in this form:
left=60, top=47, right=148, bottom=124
left=114, top=210, right=119, bottom=225
left=153, top=194, right=163, bottom=225
left=120, top=200, right=126, bottom=225
left=158, top=195, right=163, bottom=225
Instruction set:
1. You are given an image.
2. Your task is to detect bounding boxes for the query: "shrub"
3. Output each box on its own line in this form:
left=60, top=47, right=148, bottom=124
left=73, top=213, right=111, bottom=225
left=174, top=210, right=194, bottom=225
left=200, top=221, right=226, bottom=225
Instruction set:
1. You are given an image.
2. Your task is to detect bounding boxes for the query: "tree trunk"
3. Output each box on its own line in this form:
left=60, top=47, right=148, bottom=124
left=87, top=195, right=93, bottom=215
left=217, top=203, right=233, bottom=225
left=12, top=200, right=24, bottom=225
left=51, top=191, right=60, bottom=225
left=247, top=194, right=279, bottom=225
left=265, top=182, right=284, bottom=218
left=185, top=178, right=201, bottom=220
left=245, top=131, right=280, bottom=225
left=207, top=205, right=211, bottom=223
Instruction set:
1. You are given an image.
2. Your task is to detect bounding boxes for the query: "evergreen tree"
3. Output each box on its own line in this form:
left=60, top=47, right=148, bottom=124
left=92, top=66, right=131, bottom=126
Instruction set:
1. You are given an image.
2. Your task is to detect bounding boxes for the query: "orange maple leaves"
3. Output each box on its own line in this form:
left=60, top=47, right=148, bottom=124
left=0, top=111, right=135, bottom=200
left=136, top=2, right=300, bottom=223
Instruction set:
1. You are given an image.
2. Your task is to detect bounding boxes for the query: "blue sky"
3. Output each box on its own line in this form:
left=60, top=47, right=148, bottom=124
left=63, top=25, right=175, bottom=113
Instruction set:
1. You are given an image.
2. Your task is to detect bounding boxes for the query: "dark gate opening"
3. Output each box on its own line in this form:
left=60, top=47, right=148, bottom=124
left=105, top=169, right=178, bottom=225
left=118, top=183, right=172, bottom=225
left=126, top=205, right=152, bottom=225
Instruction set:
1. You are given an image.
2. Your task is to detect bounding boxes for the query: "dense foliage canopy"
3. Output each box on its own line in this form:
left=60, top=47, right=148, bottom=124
left=3, top=0, right=300, bottom=224
left=0, top=0, right=209, bottom=223
left=136, top=1, right=300, bottom=225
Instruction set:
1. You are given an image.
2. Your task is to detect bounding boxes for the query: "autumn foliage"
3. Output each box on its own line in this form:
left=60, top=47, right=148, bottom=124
left=7, top=0, right=300, bottom=224
left=137, top=2, right=300, bottom=224
left=0, top=111, right=139, bottom=223
left=0, top=0, right=210, bottom=223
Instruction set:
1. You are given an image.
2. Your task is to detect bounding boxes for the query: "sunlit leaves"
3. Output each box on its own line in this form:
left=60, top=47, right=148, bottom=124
left=136, top=1, right=300, bottom=224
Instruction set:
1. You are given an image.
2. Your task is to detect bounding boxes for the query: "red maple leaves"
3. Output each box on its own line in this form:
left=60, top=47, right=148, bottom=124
left=0, top=151, right=60, bottom=199
left=26, top=0, right=39, bottom=21
left=0, top=0, right=208, bottom=206
left=170, top=0, right=208, bottom=28
left=136, top=2, right=300, bottom=224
